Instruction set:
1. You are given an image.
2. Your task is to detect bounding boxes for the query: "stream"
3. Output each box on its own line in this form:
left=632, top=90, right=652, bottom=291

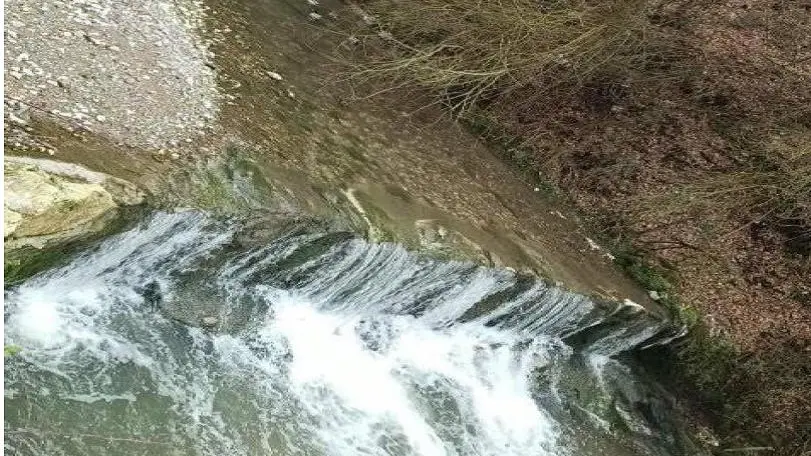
left=4, top=0, right=703, bottom=454
left=4, top=211, right=696, bottom=455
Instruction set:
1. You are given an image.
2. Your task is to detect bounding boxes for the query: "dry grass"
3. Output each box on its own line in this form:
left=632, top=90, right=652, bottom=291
left=638, top=138, right=811, bottom=252
left=349, top=0, right=681, bottom=114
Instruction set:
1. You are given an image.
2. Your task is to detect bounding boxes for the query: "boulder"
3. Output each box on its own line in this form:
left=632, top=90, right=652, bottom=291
left=4, top=156, right=145, bottom=280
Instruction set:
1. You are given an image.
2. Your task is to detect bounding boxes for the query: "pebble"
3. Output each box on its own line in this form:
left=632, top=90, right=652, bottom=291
left=623, top=299, right=645, bottom=312
left=8, top=112, right=28, bottom=125
left=585, top=238, right=601, bottom=251
left=84, top=34, right=102, bottom=46
left=201, top=316, right=218, bottom=327
left=267, top=71, right=283, bottom=81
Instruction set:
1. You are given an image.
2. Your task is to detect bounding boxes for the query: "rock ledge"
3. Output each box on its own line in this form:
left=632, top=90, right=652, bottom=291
left=4, top=156, right=145, bottom=267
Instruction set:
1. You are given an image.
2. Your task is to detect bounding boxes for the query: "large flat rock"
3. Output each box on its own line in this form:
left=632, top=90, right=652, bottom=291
left=4, top=156, right=146, bottom=278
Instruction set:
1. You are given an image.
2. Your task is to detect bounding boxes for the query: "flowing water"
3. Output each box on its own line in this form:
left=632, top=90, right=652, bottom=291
left=4, top=0, right=706, bottom=453
left=4, top=211, right=695, bottom=455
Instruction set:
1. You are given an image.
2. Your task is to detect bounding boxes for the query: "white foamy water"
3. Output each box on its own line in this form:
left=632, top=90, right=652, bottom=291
left=254, top=293, right=560, bottom=456
left=4, top=212, right=687, bottom=456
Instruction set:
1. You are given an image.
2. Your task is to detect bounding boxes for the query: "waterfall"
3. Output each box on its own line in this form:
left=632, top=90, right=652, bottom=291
left=4, top=211, right=694, bottom=456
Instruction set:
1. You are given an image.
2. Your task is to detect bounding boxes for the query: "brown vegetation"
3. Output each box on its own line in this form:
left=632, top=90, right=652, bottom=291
left=343, top=0, right=811, bottom=453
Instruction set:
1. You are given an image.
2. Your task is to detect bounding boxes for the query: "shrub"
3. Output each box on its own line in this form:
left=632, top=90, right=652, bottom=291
left=350, top=0, right=679, bottom=114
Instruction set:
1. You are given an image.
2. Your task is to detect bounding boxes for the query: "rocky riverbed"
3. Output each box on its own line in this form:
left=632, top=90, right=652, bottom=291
left=4, top=0, right=220, bottom=151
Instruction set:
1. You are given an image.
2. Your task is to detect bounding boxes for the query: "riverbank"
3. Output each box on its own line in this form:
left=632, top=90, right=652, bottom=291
left=4, top=0, right=666, bottom=307
left=340, top=0, right=810, bottom=452
left=4, top=0, right=220, bottom=151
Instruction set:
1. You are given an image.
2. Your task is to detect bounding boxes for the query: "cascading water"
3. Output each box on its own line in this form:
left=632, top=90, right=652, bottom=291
left=4, top=211, right=695, bottom=456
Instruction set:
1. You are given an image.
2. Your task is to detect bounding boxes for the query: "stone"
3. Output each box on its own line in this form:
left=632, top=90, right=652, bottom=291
left=623, top=299, right=645, bottom=312
left=8, top=112, right=28, bottom=125
left=648, top=290, right=661, bottom=301
left=201, top=316, right=218, bottom=327
left=4, top=156, right=145, bottom=251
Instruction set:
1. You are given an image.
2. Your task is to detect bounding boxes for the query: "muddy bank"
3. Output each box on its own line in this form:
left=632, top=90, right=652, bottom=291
left=193, top=0, right=657, bottom=305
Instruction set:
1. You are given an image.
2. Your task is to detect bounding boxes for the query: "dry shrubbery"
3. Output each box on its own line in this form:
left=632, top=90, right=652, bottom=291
left=350, top=0, right=669, bottom=112
left=640, top=138, right=811, bottom=251
left=345, top=0, right=811, bottom=452
left=348, top=0, right=810, bottom=241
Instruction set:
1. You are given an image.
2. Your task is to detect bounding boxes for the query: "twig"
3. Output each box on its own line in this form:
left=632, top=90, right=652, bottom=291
left=721, top=447, right=774, bottom=453
left=639, top=238, right=703, bottom=252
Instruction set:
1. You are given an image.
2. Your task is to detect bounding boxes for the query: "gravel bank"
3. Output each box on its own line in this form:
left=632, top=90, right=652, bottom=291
left=4, top=0, right=220, bottom=150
